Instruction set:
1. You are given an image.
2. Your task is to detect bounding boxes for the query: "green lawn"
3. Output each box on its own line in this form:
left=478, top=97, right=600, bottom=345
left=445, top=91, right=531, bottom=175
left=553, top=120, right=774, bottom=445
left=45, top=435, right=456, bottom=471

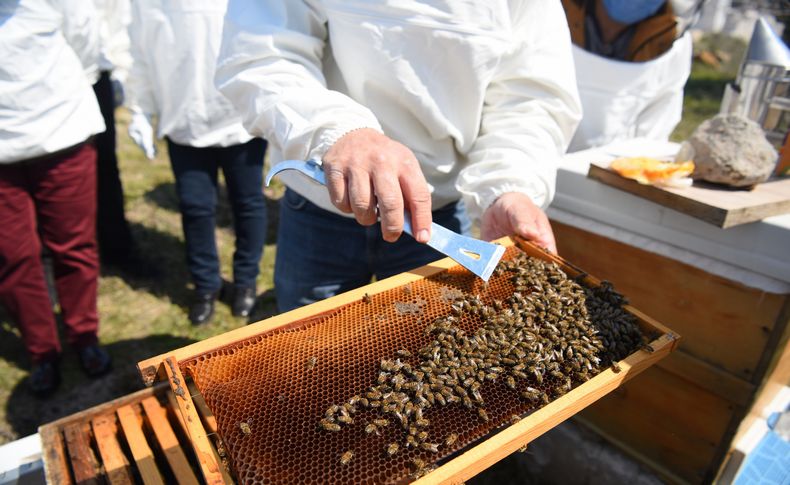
left=0, top=35, right=746, bottom=445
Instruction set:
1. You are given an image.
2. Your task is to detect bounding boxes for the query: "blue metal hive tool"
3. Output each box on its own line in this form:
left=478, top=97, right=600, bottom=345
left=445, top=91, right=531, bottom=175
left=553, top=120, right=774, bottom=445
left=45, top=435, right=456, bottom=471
left=265, top=159, right=505, bottom=281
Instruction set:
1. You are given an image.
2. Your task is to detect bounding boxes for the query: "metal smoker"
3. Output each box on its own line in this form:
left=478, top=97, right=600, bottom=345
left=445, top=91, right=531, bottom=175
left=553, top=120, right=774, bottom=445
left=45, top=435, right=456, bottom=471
left=720, top=17, right=790, bottom=147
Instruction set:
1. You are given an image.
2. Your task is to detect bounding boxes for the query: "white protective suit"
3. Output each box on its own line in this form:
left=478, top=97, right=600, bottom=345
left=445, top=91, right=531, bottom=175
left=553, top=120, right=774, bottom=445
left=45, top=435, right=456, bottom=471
left=0, top=0, right=105, bottom=163
left=125, top=0, right=252, bottom=157
left=216, top=1, right=582, bottom=220
left=567, top=32, right=693, bottom=153
left=94, top=0, right=132, bottom=83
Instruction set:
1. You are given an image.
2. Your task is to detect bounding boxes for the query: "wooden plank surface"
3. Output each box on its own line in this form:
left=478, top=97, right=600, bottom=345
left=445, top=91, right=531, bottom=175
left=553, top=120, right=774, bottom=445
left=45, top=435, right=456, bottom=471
left=39, top=425, right=73, bottom=485
left=164, top=356, right=225, bottom=485
left=141, top=396, right=200, bottom=485
left=553, top=221, right=786, bottom=381
left=91, top=415, right=133, bottom=485
left=63, top=422, right=100, bottom=485
left=587, top=162, right=790, bottom=228
left=116, top=405, right=164, bottom=485
left=579, top=364, right=737, bottom=484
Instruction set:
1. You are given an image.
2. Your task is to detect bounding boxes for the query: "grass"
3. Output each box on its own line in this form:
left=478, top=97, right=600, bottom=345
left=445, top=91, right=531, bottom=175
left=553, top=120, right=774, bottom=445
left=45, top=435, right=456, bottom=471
left=0, top=34, right=747, bottom=446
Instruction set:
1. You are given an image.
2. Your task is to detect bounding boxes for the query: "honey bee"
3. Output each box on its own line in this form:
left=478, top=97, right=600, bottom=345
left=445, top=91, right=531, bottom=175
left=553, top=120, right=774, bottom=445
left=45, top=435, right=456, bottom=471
left=337, top=414, right=353, bottom=425
left=396, top=349, right=412, bottom=358
left=421, top=442, right=439, bottom=453
left=373, top=418, right=390, bottom=427
left=406, top=435, right=418, bottom=449
left=505, top=376, right=517, bottom=390
left=304, top=356, right=318, bottom=370
left=611, top=362, right=621, bottom=373
left=239, top=422, right=251, bottom=435
left=386, top=443, right=399, bottom=456
left=320, top=419, right=341, bottom=432
left=478, top=408, right=490, bottom=422
left=365, top=423, right=378, bottom=434
left=362, top=293, right=372, bottom=304
left=445, top=433, right=458, bottom=447
left=340, top=450, right=354, bottom=465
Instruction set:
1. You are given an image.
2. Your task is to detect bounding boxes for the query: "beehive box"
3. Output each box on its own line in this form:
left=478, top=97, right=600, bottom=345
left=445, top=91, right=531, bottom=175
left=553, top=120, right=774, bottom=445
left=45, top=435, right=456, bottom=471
left=136, top=237, right=679, bottom=485
left=38, top=382, right=233, bottom=484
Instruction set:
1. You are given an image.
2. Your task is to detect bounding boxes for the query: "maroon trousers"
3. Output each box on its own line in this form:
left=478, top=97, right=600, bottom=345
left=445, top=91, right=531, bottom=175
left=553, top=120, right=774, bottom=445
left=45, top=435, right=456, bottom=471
left=0, top=142, right=100, bottom=363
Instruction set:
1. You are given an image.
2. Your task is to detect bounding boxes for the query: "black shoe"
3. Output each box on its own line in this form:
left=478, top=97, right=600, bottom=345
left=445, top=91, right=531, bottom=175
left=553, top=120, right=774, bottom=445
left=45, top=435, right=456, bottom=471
left=78, top=344, right=112, bottom=378
left=232, top=286, right=257, bottom=318
left=29, top=360, right=61, bottom=397
left=189, top=291, right=217, bottom=325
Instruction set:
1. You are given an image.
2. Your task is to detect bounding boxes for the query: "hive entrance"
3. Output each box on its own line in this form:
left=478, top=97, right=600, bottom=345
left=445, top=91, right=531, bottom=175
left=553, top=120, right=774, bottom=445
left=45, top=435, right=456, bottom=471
left=182, top=246, right=647, bottom=484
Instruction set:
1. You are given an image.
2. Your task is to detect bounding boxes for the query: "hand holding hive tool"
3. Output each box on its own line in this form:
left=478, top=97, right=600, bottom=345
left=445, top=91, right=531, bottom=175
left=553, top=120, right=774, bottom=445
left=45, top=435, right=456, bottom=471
left=266, top=159, right=505, bottom=281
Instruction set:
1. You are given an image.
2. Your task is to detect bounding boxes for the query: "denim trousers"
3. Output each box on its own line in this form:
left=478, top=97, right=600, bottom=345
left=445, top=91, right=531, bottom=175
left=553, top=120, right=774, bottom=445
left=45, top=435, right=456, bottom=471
left=275, top=188, right=471, bottom=312
left=167, top=138, right=267, bottom=295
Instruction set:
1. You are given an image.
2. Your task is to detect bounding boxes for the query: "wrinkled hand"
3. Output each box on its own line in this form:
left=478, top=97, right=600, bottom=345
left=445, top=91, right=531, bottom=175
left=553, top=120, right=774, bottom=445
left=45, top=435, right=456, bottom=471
left=481, top=192, right=557, bottom=253
left=322, top=128, right=432, bottom=243
left=128, top=111, right=156, bottom=160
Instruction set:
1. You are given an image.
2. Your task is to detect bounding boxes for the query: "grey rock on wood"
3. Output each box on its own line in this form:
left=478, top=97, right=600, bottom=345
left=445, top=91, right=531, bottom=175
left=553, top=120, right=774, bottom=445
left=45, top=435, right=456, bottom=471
left=676, top=114, right=777, bottom=187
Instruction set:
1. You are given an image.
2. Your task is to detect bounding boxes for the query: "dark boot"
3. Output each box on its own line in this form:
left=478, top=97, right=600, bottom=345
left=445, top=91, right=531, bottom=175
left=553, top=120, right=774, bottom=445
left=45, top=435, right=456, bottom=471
left=232, top=286, right=257, bottom=318
left=189, top=291, right=217, bottom=325
left=29, top=359, right=61, bottom=397
left=77, top=344, right=112, bottom=378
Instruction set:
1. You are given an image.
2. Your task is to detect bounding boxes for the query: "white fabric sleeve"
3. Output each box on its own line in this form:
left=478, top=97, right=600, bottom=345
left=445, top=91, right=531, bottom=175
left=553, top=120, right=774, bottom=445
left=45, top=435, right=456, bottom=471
left=456, top=1, right=582, bottom=219
left=59, top=0, right=100, bottom=83
left=123, top=1, right=157, bottom=120
left=106, top=0, right=133, bottom=84
left=215, top=0, right=383, bottom=162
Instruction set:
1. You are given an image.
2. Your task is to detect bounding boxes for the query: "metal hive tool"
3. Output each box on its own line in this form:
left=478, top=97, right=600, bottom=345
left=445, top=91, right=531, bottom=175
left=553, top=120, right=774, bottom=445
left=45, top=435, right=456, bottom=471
left=177, top=244, right=660, bottom=484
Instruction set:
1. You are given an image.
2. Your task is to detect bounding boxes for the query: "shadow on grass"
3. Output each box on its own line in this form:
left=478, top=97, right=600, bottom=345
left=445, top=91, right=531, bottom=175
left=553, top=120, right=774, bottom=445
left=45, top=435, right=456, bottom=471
left=144, top=181, right=281, bottom=245
left=4, top=334, right=196, bottom=439
left=100, top=221, right=192, bottom=309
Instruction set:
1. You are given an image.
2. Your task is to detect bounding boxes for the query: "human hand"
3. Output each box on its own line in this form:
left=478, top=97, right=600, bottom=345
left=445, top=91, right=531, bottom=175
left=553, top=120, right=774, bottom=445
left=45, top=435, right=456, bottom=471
left=322, top=128, right=432, bottom=243
left=128, top=111, right=156, bottom=160
left=481, top=192, right=557, bottom=253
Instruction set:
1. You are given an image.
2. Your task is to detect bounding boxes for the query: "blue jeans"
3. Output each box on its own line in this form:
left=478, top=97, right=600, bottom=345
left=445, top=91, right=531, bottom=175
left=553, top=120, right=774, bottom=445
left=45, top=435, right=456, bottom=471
left=167, top=138, right=267, bottom=295
left=275, top=188, right=471, bottom=312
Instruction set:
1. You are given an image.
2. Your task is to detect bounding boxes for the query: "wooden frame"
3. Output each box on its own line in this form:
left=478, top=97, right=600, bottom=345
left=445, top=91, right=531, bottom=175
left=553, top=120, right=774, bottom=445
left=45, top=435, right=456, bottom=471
left=39, top=383, right=209, bottom=485
left=134, top=237, right=679, bottom=484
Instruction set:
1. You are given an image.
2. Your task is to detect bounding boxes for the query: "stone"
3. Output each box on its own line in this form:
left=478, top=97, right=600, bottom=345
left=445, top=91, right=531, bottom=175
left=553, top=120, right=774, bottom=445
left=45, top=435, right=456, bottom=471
left=676, top=113, right=778, bottom=187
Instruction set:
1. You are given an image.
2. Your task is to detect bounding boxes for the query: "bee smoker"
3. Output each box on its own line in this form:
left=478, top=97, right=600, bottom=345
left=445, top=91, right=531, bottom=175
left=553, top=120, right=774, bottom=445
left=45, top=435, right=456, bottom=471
left=719, top=17, right=790, bottom=149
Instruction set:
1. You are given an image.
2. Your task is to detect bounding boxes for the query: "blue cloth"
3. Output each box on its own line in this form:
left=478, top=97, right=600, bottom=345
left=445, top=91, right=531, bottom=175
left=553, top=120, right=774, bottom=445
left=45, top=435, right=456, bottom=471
left=167, top=138, right=268, bottom=294
left=734, top=411, right=790, bottom=485
left=602, top=0, right=665, bottom=24
left=275, top=188, right=471, bottom=312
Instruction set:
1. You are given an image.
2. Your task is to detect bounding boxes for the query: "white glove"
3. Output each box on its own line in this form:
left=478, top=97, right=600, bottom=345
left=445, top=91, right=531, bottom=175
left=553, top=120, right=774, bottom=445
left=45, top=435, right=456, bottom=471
left=128, top=111, right=156, bottom=160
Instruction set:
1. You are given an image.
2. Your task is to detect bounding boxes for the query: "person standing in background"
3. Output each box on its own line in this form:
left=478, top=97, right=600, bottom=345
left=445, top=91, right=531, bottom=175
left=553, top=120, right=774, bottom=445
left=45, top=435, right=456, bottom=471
left=126, top=0, right=269, bottom=325
left=0, top=0, right=112, bottom=396
left=561, top=0, right=697, bottom=152
left=92, top=0, right=142, bottom=273
left=216, top=1, right=581, bottom=312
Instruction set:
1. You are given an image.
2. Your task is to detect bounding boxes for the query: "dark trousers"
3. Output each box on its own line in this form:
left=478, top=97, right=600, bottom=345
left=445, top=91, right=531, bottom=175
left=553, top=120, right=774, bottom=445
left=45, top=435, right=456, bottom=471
left=93, top=71, right=133, bottom=261
left=166, top=138, right=268, bottom=295
left=275, top=189, right=471, bottom=312
left=0, top=143, right=100, bottom=363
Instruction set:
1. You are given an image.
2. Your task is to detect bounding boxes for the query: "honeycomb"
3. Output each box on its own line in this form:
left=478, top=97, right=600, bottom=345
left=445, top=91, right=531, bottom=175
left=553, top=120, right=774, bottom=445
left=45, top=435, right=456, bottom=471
left=182, top=246, right=648, bottom=484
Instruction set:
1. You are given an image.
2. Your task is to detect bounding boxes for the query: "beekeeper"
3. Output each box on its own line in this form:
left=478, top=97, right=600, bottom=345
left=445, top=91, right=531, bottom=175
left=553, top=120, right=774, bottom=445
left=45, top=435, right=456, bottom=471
left=562, top=0, right=697, bottom=152
left=125, top=0, right=269, bottom=325
left=215, top=2, right=582, bottom=311
left=0, top=0, right=112, bottom=396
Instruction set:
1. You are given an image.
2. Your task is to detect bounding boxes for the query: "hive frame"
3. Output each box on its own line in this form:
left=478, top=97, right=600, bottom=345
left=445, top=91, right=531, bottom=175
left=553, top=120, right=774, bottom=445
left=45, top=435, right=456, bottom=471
left=138, top=237, right=679, bottom=484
